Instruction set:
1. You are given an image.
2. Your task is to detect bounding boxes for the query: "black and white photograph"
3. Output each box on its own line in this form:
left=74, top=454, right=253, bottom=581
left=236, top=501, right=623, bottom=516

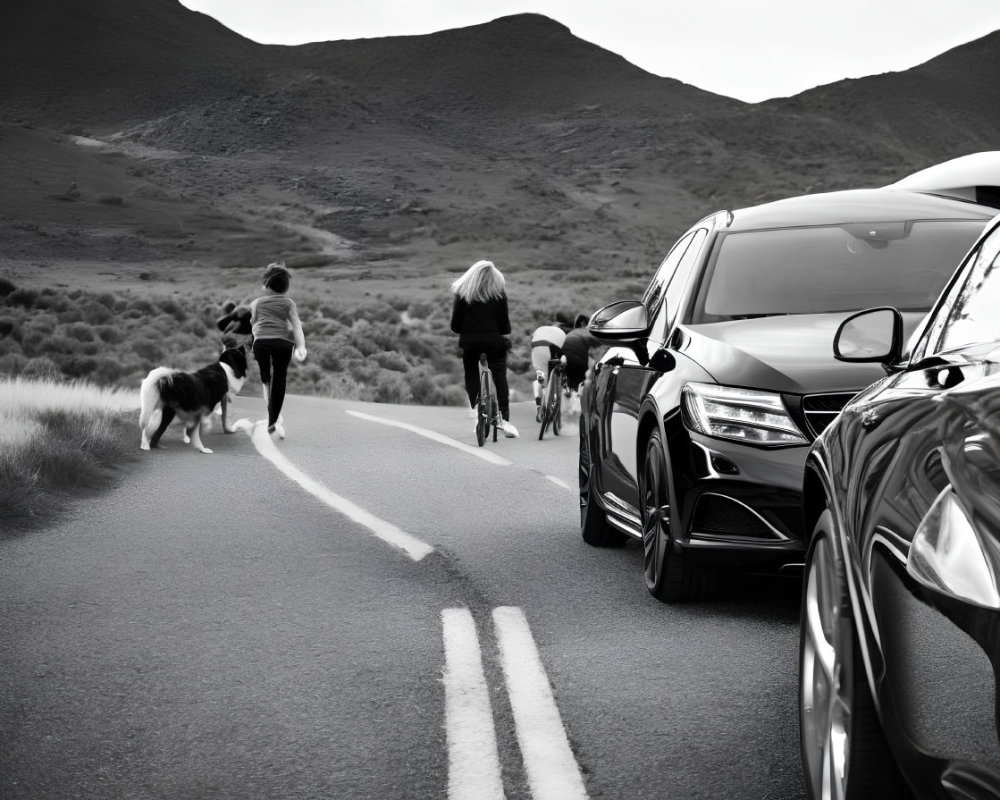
left=4, top=1, right=1000, bottom=798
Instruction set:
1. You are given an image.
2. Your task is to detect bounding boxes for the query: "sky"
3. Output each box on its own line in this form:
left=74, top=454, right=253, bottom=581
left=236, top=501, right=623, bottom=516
left=178, top=1, right=1000, bottom=103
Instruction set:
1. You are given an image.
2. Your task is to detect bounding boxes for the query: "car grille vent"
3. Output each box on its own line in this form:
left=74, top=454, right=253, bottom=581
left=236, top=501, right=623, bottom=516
left=691, top=495, right=778, bottom=539
left=802, top=393, right=856, bottom=438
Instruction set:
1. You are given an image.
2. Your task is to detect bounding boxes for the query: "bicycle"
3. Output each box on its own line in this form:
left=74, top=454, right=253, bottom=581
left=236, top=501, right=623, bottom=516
left=538, top=355, right=568, bottom=440
left=476, top=353, right=502, bottom=446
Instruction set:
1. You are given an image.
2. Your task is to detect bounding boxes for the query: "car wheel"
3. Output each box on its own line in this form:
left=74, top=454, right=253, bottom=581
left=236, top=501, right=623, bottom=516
left=579, top=421, right=625, bottom=547
left=641, top=429, right=716, bottom=603
left=799, top=509, right=906, bottom=800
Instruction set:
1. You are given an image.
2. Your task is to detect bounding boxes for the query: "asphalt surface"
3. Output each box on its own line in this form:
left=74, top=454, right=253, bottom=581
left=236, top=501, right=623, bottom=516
left=0, top=394, right=805, bottom=799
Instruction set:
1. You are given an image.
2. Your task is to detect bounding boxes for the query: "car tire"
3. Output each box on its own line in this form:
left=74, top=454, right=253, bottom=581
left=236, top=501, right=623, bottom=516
left=579, top=422, right=625, bottom=547
left=641, top=429, right=716, bottom=603
left=799, top=509, right=907, bottom=800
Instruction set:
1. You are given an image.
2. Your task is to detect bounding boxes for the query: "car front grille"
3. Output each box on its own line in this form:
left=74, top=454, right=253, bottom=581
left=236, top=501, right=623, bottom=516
left=802, top=392, right=856, bottom=438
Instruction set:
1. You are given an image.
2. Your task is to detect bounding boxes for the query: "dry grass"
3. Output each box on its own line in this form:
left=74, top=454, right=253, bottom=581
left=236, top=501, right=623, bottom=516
left=0, top=377, right=139, bottom=534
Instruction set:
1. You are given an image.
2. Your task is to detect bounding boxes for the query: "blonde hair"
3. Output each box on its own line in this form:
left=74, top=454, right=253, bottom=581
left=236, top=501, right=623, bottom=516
left=451, top=259, right=505, bottom=303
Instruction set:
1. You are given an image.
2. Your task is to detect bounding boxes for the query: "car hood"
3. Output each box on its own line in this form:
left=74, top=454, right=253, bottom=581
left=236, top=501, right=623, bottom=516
left=680, top=314, right=910, bottom=395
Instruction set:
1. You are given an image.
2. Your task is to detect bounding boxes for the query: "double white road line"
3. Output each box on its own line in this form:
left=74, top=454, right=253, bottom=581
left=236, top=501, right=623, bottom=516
left=443, top=607, right=589, bottom=800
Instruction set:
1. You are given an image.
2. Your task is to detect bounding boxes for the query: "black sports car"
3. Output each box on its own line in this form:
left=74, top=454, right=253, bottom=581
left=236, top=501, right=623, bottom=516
left=798, top=213, right=1000, bottom=797
left=579, top=162, right=999, bottom=603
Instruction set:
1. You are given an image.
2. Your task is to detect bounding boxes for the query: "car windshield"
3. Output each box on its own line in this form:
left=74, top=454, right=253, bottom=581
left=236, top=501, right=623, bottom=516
left=690, top=219, right=986, bottom=323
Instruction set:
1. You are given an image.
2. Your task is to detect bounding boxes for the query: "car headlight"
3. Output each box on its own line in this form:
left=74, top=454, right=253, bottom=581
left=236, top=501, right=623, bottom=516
left=681, top=382, right=808, bottom=446
left=906, top=487, right=1000, bottom=609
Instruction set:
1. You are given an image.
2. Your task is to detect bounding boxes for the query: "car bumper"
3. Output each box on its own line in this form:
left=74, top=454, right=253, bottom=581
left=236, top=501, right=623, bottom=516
left=671, top=433, right=809, bottom=570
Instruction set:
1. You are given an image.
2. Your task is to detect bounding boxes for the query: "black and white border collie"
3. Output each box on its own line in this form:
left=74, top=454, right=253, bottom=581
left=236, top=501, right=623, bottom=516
left=139, top=345, right=248, bottom=453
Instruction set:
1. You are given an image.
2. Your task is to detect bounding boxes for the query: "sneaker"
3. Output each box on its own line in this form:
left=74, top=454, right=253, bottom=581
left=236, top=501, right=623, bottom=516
left=274, top=420, right=286, bottom=439
left=535, top=406, right=543, bottom=423
left=501, top=420, right=519, bottom=439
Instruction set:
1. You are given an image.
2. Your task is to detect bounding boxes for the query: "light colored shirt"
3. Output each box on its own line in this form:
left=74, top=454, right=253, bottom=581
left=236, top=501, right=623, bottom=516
left=251, top=293, right=305, bottom=348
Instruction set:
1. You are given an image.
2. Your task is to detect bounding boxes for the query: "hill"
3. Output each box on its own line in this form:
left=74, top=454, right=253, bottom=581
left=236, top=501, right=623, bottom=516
left=0, top=0, right=998, bottom=402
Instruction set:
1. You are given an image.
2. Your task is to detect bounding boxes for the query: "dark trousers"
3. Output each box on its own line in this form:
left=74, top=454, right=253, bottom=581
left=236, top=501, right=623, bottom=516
left=253, top=338, right=293, bottom=426
left=462, top=341, right=509, bottom=421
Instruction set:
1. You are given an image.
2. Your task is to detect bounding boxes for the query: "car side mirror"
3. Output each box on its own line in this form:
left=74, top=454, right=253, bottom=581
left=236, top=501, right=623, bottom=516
left=834, top=307, right=903, bottom=363
left=588, top=300, right=651, bottom=343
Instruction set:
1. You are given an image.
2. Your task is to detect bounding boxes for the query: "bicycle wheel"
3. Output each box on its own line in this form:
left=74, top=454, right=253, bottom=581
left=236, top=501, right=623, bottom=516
left=476, top=362, right=491, bottom=447
left=552, top=374, right=563, bottom=437
left=538, top=368, right=558, bottom=440
left=492, top=392, right=500, bottom=442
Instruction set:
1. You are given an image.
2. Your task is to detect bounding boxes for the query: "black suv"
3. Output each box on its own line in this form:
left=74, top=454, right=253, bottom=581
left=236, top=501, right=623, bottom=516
left=579, top=164, right=999, bottom=603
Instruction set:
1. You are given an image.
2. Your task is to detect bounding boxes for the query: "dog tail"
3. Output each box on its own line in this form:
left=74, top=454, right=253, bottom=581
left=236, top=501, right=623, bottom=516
left=139, top=367, right=174, bottom=429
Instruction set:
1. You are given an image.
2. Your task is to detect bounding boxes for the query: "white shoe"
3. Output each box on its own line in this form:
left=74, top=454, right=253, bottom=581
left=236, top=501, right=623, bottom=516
left=501, top=420, right=519, bottom=439
left=274, top=420, right=286, bottom=439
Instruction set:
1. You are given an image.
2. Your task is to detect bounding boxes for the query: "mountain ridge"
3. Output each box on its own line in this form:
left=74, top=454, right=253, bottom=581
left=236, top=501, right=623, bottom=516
left=1, top=0, right=998, bottom=282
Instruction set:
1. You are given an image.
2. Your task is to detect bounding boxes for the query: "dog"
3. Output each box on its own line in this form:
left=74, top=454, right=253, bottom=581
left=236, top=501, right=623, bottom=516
left=139, top=344, right=248, bottom=453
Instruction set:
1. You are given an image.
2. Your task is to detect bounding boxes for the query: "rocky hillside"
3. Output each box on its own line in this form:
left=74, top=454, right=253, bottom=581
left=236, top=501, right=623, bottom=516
left=1, top=0, right=998, bottom=279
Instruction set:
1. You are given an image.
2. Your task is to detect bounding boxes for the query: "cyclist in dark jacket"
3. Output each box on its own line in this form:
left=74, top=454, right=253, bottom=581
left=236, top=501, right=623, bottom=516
left=450, top=259, right=519, bottom=438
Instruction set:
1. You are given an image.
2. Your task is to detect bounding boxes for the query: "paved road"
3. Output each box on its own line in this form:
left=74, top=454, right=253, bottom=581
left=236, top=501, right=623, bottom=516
left=0, top=394, right=805, bottom=799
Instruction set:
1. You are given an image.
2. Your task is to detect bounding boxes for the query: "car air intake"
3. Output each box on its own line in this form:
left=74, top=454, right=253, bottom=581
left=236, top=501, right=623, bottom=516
left=802, top=393, right=856, bottom=438
left=691, top=494, right=779, bottom=539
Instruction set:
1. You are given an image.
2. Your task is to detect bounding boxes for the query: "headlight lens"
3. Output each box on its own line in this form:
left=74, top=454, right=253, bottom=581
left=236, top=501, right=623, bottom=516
left=907, top=487, right=1000, bottom=609
left=681, top=382, right=808, bottom=446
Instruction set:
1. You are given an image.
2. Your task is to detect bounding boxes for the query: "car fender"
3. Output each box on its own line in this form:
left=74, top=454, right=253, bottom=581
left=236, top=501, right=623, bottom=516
left=803, top=445, right=887, bottom=714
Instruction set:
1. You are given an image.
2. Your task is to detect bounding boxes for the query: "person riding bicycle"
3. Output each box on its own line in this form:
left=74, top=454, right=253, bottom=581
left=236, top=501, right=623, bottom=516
left=450, top=259, right=519, bottom=439
left=529, top=320, right=569, bottom=422
left=561, top=314, right=603, bottom=415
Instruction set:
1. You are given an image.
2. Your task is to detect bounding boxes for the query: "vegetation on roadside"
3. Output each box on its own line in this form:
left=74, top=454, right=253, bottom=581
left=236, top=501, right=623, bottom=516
left=0, top=272, right=636, bottom=406
left=0, top=376, right=139, bottom=533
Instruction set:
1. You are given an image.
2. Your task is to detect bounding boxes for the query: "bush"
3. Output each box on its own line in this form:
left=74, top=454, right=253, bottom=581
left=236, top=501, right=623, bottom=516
left=0, top=317, right=21, bottom=340
left=7, top=289, right=38, bottom=308
left=0, top=277, right=16, bottom=297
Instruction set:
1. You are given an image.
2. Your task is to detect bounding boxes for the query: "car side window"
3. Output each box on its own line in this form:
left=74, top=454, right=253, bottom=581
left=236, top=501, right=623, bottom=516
left=641, top=230, right=697, bottom=316
left=649, top=228, right=708, bottom=344
left=924, top=224, right=1000, bottom=356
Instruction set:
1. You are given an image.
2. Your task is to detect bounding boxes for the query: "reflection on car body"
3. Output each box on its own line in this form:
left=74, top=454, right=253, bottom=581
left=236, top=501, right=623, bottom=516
left=799, top=211, right=1000, bottom=799
left=578, top=154, right=1000, bottom=603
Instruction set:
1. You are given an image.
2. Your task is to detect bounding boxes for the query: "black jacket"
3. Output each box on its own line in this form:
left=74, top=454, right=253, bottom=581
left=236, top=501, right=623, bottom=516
left=450, top=295, right=511, bottom=348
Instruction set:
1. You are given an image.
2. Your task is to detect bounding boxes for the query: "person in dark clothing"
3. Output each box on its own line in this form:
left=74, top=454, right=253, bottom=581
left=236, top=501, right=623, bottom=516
left=561, top=314, right=602, bottom=392
left=450, top=259, right=519, bottom=438
left=216, top=301, right=253, bottom=349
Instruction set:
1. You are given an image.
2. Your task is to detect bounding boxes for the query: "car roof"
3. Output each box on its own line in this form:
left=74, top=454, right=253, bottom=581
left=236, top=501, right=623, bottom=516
left=726, top=186, right=997, bottom=232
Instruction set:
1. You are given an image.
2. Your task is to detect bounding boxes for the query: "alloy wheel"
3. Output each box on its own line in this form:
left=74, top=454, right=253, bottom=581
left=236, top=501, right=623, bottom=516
left=800, top=526, right=851, bottom=800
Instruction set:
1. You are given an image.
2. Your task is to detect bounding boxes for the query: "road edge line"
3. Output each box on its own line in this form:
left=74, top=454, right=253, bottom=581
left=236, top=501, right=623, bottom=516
left=243, top=420, right=434, bottom=561
left=346, top=409, right=512, bottom=466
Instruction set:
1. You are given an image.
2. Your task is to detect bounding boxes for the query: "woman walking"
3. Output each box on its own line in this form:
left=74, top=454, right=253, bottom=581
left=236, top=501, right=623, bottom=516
left=251, top=262, right=306, bottom=439
left=450, top=259, right=518, bottom=438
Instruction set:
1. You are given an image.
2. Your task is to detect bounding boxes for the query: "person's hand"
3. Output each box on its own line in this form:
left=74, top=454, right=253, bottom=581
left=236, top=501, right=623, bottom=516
left=294, top=346, right=307, bottom=363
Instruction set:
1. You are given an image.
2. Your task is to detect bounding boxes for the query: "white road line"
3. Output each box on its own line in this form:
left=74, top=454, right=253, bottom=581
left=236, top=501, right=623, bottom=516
left=345, top=409, right=513, bottom=466
left=239, top=420, right=434, bottom=562
left=442, top=609, right=507, bottom=800
left=546, top=475, right=573, bottom=491
left=493, top=606, right=590, bottom=800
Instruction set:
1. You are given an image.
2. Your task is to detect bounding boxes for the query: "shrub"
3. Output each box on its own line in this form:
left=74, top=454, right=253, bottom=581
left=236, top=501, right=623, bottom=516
left=64, top=322, right=96, bottom=342
left=0, top=277, right=16, bottom=297
left=21, top=356, right=61, bottom=378
left=373, top=372, right=412, bottom=404
left=94, top=325, right=123, bottom=344
left=374, top=350, right=409, bottom=372
left=80, top=299, right=114, bottom=325
left=0, top=317, right=20, bottom=340
left=7, top=289, right=38, bottom=308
